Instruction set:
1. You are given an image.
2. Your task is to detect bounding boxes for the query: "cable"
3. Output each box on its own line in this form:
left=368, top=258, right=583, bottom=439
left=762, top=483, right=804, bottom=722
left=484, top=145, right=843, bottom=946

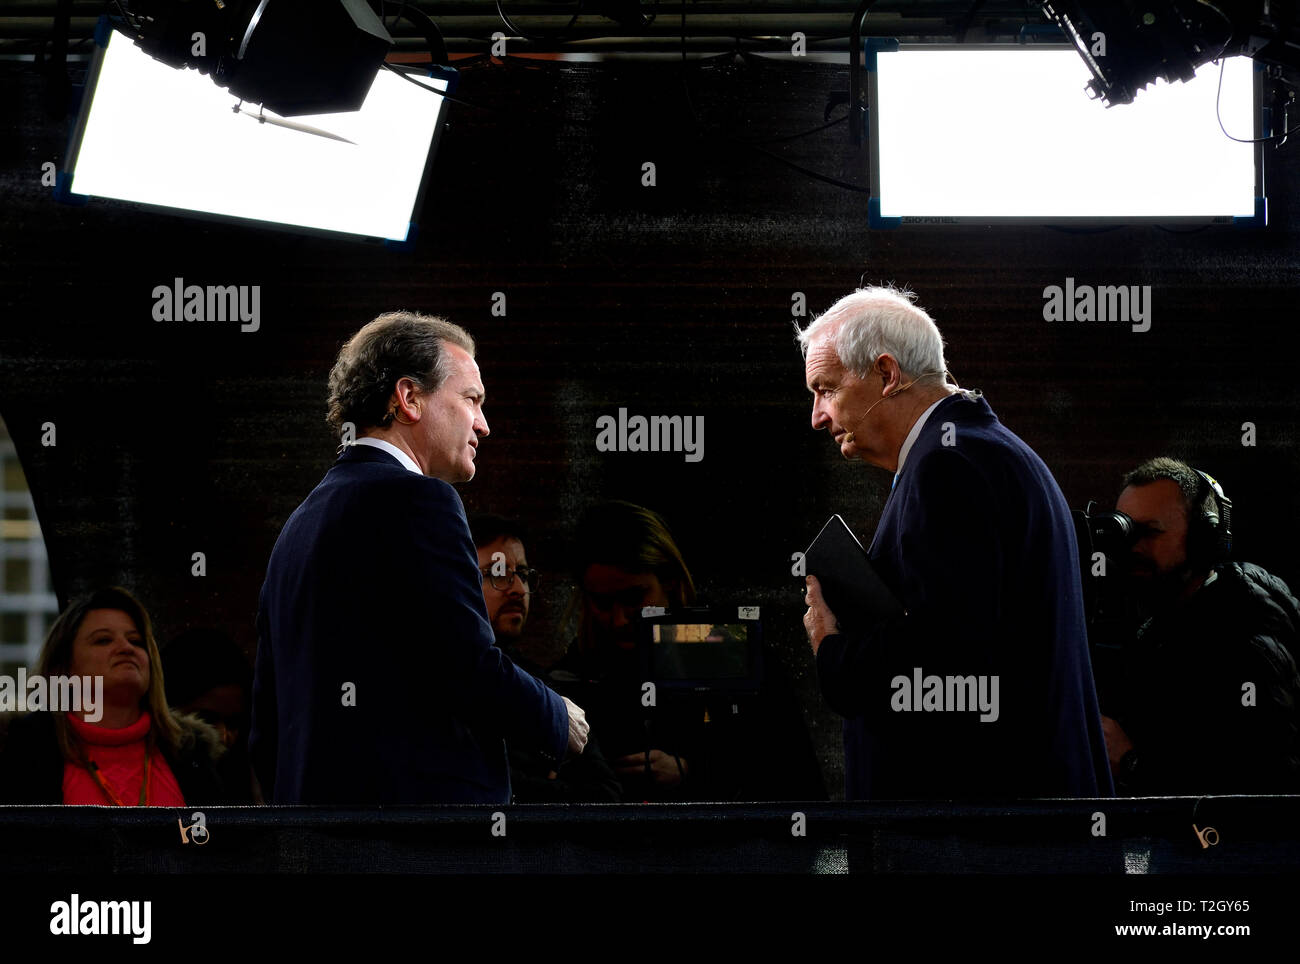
left=111, top=0, right=140, bottom=32
left=848, top=0, right=879, bottom=146
left=1215, top=57, right=1300, bottom=144
left=696, top=56, right=855, bottom=142
left=1195, top=0, right=1237, bottom=62
left=379, top=0, right=447, bottom=67
left=447, top=53, right=493, bottom=71
left=382, top=62, right=501, bottom=113
left=743, top=111, right=849, bottom=145
left=384, top=2, right=863, bottom=193
left=737, top=35, right=850, bottom=47
left=744, top=142, right=871, bottom=192
left=674, top=1, right=868, bottom=193
left=495, top=0, right=584, bottom=43
left=666, top=47, right=742, bottom=69
left=383, top=0, right=407, bottom=32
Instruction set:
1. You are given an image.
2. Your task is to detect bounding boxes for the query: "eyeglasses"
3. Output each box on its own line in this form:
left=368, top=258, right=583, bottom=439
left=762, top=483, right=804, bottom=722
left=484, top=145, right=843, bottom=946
left=480, top=566, right=539, bottom=593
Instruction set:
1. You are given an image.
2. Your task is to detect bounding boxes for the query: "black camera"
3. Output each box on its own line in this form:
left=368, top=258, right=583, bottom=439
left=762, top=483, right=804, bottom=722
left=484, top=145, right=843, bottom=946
left=1074, top=501, right=1140, bottom=562
left=1071, top=501, right=1144, bottom=638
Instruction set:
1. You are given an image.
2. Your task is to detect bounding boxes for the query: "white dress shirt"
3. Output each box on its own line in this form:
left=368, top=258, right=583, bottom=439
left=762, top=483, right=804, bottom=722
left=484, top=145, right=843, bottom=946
left=894, top=394, right=950, bottom=484
left=353, top=437, right=422, bottom=476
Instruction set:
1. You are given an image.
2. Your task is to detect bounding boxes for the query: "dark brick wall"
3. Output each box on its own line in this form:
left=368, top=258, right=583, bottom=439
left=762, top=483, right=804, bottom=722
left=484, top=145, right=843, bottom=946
left=3, top=54, right=1299, bottom=798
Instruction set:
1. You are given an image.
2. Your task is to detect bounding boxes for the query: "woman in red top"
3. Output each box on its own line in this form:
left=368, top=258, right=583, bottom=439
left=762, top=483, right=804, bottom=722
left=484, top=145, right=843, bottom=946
left=0, top=587, right=226, bottom=806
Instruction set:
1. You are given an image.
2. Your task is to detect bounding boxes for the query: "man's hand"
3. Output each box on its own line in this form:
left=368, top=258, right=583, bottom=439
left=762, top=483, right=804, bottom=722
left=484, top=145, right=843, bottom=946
left=613, top=749, right=688, bottom=787
left=1100, top=714, right=1133, bottom=776
left=562, top=696, right=589, bottom=755
left=803, top=575, right=838, bottom=655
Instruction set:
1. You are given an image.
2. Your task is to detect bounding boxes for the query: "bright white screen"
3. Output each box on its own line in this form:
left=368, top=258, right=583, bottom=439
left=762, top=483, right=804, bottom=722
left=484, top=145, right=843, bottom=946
left=70, top=30, right=448, bottom=241
left=874, top=49, right=1256, bottom=218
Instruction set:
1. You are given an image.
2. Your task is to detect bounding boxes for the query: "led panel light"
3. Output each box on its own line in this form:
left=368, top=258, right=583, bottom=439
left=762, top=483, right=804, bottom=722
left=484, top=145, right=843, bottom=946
left=63, top=27, right=451, bottom=243
left=869, top=46, right=1261, bottom=225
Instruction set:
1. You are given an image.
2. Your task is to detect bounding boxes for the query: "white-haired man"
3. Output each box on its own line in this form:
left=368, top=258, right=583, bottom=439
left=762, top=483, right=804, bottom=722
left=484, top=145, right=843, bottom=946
left=799, top=286, right=1111, bottom=799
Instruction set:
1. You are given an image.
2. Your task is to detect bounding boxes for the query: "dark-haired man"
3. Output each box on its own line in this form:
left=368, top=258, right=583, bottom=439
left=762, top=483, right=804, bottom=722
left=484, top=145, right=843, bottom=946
left=472, top=515, right=534, bottom=644
left=1102, top=457, right=1300, bottom=794
left=250, top=312, right=588, bottom=804
left=469, top=514, right=621, bottom=801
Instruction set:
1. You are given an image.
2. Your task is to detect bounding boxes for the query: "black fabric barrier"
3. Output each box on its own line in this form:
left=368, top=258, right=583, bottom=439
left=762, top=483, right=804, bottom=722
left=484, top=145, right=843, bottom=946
left=1, top=798, right=1297, bottom=874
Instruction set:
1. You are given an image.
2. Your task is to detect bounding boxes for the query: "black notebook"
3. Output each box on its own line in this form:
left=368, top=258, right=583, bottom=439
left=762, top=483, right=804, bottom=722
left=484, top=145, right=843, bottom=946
left=803, top=514, right=904, bottom=632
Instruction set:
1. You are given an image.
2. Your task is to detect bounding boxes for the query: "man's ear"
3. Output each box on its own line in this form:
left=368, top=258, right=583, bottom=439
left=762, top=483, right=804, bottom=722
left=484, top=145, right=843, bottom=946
left=392, top=377, right=422, bottom=423
left=875, top=354, right=901, bottom=392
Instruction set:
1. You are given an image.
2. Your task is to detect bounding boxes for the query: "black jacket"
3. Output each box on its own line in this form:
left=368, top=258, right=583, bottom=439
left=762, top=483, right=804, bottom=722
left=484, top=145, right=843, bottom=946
left=250, top=446, right=568, bottom=804
left=0, top=711, right=228, bottom=806
left=552, top=642, right=827, bottom=803
left=816, top=393, right=1111, bottom=799
left=500, top=647, right=623, bottom=803
left=1115, top=562, right=1300, bottom=795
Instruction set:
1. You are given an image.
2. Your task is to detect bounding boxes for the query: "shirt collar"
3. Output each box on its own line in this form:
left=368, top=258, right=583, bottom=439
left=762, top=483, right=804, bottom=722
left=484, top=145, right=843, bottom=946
left=353, top=437, right=422, bottom=475
left=896, top=394, right=950, bottom=477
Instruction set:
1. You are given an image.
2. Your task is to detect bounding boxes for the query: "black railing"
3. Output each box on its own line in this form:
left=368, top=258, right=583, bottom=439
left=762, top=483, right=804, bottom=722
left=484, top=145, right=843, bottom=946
left=2, top=798, right=1297, bottom=874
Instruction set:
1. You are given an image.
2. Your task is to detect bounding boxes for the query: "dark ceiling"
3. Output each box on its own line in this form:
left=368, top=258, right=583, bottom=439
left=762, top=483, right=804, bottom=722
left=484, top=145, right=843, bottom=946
left=0, top=1, right=1055, bottom=55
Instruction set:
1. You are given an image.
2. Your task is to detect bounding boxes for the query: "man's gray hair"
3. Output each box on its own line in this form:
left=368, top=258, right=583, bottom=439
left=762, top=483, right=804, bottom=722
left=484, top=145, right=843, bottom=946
left=795, top=285, right=947, bottom=379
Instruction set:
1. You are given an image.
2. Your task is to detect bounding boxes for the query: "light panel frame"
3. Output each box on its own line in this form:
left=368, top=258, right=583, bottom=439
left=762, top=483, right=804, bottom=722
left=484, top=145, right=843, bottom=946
left=60, top=20, right=454, bottom=244
left=867, top=42, right=1266, bottom=227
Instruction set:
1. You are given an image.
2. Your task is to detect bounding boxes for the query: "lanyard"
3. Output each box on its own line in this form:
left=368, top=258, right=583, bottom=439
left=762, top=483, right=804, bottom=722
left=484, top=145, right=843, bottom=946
left=79, top=732, right=154, bottom=807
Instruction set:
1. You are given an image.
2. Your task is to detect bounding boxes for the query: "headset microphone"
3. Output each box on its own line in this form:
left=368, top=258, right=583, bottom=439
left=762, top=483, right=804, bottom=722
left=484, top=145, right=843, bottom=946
left=841, top=370, right=950, bottom=444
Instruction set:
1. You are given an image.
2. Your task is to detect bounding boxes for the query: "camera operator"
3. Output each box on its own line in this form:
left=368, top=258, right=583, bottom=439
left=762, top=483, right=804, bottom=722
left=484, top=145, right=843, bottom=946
left=469, top=514, right=622, bottom=803
left=553, top=501, right=826, bottom=802
left=1101, top=457, right=1300, bottom=794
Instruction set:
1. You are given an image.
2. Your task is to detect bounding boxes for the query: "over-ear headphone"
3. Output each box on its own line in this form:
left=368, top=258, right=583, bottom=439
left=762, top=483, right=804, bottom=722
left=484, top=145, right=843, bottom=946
left=1188, top=470, right=1233, bottom=569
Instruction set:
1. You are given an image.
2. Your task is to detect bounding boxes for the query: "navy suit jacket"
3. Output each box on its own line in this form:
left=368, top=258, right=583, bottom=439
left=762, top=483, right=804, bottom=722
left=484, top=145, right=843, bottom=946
left=816, top=392, right=1112, bottom=800
left=249, top=445, right=569, bottom=804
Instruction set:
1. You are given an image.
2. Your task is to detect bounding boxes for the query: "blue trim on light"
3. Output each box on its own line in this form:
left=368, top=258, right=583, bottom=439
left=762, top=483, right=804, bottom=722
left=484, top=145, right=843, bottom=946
left=381, top=64, right=455, bottom=250
left=384, top=222, right=419, bottom=250
left=52, top=171, right=88, bottom=206
left=427, top=64, right=459, bottom=95
left=864, top=36, right=898, bottom=73
left=868, top=198, right=901, bottom=229
left=1017, top=24, right=1065, bottom=42
left=1233, top=197, right=1267, bottom=226
left=94, top=13, right=112, bottom=48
